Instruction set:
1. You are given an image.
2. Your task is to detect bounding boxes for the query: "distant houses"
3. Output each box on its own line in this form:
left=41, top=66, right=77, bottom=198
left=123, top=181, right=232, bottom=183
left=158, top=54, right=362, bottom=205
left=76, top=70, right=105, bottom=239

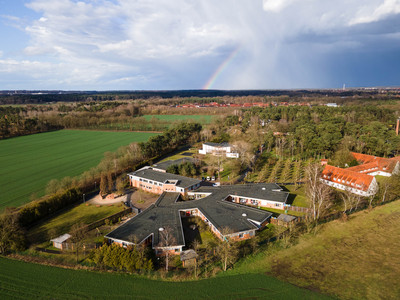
left=326, top=103, right=338, bottom=107
left=321, top=152, right=400, bottom=196
left=198, top=142, right=239, bottom=158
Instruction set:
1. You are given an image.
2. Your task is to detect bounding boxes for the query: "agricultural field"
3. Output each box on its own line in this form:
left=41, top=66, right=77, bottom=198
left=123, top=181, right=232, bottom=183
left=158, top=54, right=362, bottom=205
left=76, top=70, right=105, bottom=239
left=0, top=257, right=332, bottom=299
left=231, top=199, right=400, bottom=300
left=0, top=130, right=157, bottom=210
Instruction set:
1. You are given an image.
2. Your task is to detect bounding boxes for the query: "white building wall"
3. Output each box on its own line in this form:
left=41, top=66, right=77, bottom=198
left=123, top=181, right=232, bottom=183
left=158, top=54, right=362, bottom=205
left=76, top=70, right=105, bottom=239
left=320, top=179, right=376, bottom=197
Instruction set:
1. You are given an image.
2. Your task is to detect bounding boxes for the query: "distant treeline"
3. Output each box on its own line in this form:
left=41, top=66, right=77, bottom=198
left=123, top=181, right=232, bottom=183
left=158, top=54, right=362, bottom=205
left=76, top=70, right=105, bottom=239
left=0, top=88, right=392, bottom=105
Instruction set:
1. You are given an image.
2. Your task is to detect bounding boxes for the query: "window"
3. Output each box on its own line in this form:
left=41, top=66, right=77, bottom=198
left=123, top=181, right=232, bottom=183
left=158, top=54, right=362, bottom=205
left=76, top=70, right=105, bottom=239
left=239, top=233, right=244, bottom=238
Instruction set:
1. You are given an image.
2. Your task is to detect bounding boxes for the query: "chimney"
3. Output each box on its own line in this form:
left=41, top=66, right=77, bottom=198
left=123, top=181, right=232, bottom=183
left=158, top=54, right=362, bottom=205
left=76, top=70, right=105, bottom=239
left=397, top=118, right=400, bottom=136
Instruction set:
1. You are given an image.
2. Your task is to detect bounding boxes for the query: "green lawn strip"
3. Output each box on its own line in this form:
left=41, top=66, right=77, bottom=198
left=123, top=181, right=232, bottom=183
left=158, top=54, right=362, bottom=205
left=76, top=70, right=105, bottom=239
left=282, top=185, right=309, bottom=207
left=259, top=207, right=306, bottom=217
left=158, top=148, right=198, bottom=162
left=0, top=257, right=331, bottom=299
left=0, top=130, right=157, bottom=210
left=27, top=203, right=124, bottom=243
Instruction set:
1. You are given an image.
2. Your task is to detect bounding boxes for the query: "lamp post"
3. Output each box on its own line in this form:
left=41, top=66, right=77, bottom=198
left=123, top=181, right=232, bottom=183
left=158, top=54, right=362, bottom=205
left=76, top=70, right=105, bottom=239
left=83, top=193, right=85, bottom=203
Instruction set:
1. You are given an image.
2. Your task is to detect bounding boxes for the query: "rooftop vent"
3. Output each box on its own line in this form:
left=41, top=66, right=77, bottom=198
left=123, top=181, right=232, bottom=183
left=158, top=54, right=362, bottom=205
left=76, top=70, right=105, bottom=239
left=242, top=213, right=247, bottom=217
left=262, top=187, right=266, bottom=190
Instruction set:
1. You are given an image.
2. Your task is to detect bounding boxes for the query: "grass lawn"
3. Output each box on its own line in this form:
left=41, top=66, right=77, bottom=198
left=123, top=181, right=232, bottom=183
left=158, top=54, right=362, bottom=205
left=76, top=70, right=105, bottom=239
left=144, top=114, right=214, bottom=124
left=0, top=257, right=332, bottom=299
left=159, top=148, right=198, bottom=162
left=283, top=185, right=309, bottom=207
left=260, top=207, right=306, bottom=217
left=28, top=203, right=124, bottom=243
left=231, top=200, right=400, bottom=300
left=0, top=130, right=157, bottom=210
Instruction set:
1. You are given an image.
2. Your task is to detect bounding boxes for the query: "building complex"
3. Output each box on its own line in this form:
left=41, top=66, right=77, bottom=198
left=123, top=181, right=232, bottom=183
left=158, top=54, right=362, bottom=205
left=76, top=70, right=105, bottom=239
left=106, top=166, right=289, bottom=254
left=321, top=152, right=400, bottom=196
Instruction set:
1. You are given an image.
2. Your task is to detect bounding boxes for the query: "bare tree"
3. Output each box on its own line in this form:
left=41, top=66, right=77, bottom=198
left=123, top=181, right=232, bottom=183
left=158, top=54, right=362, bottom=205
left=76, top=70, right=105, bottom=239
left=217, top=228, right=238, bottom=272
left=232, top=140, right=256, bottom=168
left=379, top=177, right=392, bottom=203
left=159, top=226, right=177, bottom=272
left=340, top=188, right=362, bottom=220
left=191, top=240, right=201, bottom=278
left=305, top=163, right=333, bottom=223
left=69, top=223, right=88, bottom=263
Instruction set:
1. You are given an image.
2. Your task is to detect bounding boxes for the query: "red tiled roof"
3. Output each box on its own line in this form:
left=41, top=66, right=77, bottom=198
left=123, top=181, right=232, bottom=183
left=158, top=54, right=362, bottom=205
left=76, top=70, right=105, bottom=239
left=321, top=165, right=374, bottom=192
left=391, top=156, right=400, bottom=162
left=350, top=152, right=398, bottom=174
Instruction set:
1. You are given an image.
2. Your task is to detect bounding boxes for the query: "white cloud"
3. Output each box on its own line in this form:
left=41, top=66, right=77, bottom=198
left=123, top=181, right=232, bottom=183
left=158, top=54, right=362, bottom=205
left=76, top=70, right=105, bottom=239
left=0, top=0, right=400, bottom=89
left=263, top=0, right=299, bottom=12
left=350, top=0, right=400, bottom=25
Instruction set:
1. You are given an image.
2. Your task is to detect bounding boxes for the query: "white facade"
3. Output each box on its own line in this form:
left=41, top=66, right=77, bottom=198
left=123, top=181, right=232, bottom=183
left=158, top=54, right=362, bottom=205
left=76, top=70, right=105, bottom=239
left=320, top=177, right=378, bottom=197
left=199, top=143, right=239, bottom=158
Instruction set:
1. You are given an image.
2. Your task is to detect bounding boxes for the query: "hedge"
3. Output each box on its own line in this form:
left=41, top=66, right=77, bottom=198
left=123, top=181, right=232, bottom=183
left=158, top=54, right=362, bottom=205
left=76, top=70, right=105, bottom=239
left=18, top=188, right=81, bottom=227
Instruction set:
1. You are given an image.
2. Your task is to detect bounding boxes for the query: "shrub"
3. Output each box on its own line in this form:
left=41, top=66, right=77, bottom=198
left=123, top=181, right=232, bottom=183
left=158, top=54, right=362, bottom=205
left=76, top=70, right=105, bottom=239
left=18, top=188, right=81, bottom=227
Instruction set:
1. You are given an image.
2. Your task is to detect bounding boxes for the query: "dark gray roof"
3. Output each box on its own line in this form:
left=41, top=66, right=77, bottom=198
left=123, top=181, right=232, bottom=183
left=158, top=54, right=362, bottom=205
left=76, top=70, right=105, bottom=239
left=180, top=249, right=198, bottom=261
left=128, top=168, right=201, bottom=188
left=194, top=183, right=289, bottom=203
left=106, top=193, right=185, bottom=248
left=152, top=157, right=195, bottom=171
left=106, top=183, right=287, bottom=248
left=277, top=214, right=297, bottom=222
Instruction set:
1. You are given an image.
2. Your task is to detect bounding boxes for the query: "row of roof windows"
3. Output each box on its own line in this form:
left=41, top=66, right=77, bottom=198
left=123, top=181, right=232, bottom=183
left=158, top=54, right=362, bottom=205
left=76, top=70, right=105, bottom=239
left=322, top=178, right=362, bottom=188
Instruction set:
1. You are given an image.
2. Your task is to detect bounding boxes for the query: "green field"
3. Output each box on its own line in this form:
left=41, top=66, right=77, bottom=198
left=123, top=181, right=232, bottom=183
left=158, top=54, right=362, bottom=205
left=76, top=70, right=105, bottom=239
left=0, top=130, right=157, bottom=210
left=231, top=200, right=400, bottom=299
left=0, top=257, right=331, bottom=300
left=144, top=114, right=214, bottom=124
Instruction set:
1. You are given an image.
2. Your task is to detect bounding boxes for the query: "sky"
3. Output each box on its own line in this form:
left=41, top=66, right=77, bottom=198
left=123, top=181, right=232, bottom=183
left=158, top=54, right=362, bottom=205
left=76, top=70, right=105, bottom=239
left=0, top=0, right=400, bottom=90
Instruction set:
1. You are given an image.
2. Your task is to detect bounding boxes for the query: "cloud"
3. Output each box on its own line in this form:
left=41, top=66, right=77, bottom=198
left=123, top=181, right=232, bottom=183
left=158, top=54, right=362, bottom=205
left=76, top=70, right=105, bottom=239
left=1, top=0, right=400, bottom=89
left=350, top=0, right=400, bottom=25
left=262, top=0, right=299, bottom=12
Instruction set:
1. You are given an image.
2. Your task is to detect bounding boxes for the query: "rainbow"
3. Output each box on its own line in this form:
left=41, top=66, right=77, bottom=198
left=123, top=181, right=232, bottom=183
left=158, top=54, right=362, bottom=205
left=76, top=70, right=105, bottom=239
left=203, top=46, right=242, bottom=90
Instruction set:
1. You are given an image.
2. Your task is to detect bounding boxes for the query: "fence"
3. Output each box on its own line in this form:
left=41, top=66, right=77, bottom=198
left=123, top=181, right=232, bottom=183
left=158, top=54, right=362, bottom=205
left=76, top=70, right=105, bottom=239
left=86, top=207, right=133, bottom=231
left=286, top=205, right=311, bottom=213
